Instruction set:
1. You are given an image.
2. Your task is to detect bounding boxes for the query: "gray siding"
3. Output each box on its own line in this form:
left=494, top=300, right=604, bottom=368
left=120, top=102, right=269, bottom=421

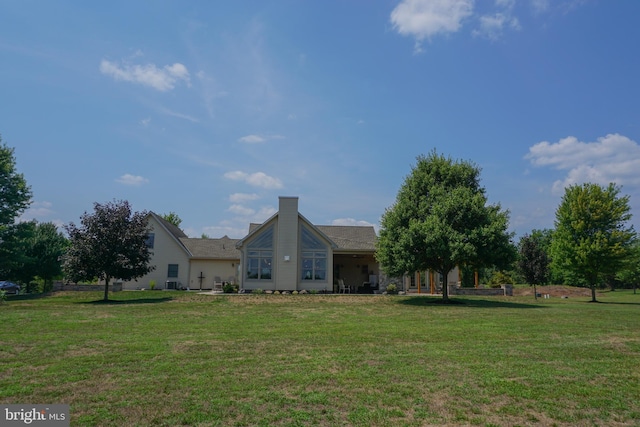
left=275, top=197, right=299, bottom=290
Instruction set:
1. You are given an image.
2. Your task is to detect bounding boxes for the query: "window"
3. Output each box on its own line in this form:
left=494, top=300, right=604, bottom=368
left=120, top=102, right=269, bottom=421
left=246, top=226, right=273, bottom=281
left=167, top=264, right=179, bottom=278
left=145, top=233, right=155, bottom=249
left=301, top=251, right=326, bottom=280
left=247, top=250, right=272, bottom=279
left=300, top=225, right=327, bottom=281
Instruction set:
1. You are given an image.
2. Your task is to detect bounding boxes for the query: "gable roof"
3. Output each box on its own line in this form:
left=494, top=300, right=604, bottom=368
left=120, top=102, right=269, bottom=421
left=180, top=236, right=241, bottom=259
left=151, top=212, right=188, bottom=239
left=243, top=221, right=376, bottom=252
left=148, top=212, right=191, bottom=256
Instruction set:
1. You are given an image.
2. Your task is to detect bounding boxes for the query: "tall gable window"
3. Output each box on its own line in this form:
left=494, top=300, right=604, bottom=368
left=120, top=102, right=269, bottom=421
left=246, top=226, right=273, bottom=280
left=301, top=225, right=327, bottom=281
left=145, top=233, right=155, bottom=249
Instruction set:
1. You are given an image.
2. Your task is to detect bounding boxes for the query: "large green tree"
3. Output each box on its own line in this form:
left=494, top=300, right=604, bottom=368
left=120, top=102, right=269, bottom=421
left=551, top=183, right=636, bottom=302
left=377, top=152, right=515, bottom=301
left=0, top=136, right=32, bottom=228
left=617, top=239, right=640, bottom=294
left=63, top=200, right=154, bottom=301
left=161, top=211, right=182, bottom=229
left=30, top=222, right=68, bottom=290
left=517, top=232, right=550, bottom=299
left=0, top=221, right=67, bottom=291
left=0, top=221, right=36, bottom=283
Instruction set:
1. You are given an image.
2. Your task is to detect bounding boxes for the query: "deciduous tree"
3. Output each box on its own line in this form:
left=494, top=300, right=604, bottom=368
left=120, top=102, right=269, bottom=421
left=616, top=239, right=640, bottom=294
left=517, top=233, right=550, bottom=299
left=377, top=151, right=515, bottom=301
left=161, top=211, right=182, bottom=229
left=551, top=183, right=636, bottom=302
left=0, top=136, right=32, bottom=228
left=64, top=200, right=154, bottom=301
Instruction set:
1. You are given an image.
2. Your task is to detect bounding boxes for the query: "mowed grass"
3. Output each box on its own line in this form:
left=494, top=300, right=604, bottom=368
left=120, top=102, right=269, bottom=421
left=1, top=290, right=639, bottom=426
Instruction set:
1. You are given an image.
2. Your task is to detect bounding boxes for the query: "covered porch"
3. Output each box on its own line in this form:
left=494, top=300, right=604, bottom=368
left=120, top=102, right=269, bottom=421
left=332, top=252, right=379, bottom=293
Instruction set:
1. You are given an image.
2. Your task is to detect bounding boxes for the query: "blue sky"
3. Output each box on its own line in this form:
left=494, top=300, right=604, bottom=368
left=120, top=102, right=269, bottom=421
left=2, top=0, right=640, bottom=239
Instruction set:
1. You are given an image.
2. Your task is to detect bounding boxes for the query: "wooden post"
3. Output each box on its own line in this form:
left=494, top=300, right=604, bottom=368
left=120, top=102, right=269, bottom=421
left=474, top=270, right=479, bottom=288
left=430, top=270, right=435, bottom=294
left=417, top=271, right=421, bottom=294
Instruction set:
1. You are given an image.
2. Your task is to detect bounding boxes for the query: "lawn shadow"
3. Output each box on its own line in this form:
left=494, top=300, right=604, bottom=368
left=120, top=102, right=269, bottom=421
left=596, top=301, right=640, bottom=306
left=6, top=292, right=55, bottom=301
left=397, top=296, right=543, bottom=309
left=80, top=297, right=174, bottom=305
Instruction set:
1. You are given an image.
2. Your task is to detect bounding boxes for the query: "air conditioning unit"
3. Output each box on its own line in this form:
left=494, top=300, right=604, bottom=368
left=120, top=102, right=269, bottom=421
left=165, top=281, right=178, bottom=290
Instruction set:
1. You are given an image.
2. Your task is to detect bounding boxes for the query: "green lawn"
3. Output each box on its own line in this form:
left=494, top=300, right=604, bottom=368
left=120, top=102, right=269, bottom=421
left=1, top=290, right=639, bottom=426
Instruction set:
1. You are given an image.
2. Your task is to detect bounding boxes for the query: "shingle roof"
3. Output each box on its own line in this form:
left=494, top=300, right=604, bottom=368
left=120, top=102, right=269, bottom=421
left=151, top=212, right=188, bottom=240
left=247, top=221, right=377, bottom=251
left=316, top=225, right=377, bottom=251
left=180, top=236, right=241, bottom=259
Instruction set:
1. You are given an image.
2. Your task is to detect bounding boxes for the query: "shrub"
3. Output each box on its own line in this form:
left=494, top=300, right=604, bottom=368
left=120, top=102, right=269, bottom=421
left=273, top=290, right=281, bottom=295
left=292, top=290, right=298, bottom=295
left=253, top=288, right=264, bottom=295
left=223, top=283, right=238, bottom=293
left=309, top=289, right=318, bottom=295
left=486, top=271, right=515, bottom=286
left=386, top=284, right=398, bottom=295
left=149, top=280, right=157, bottom=290
left=0, top=289, right=6, bottom=303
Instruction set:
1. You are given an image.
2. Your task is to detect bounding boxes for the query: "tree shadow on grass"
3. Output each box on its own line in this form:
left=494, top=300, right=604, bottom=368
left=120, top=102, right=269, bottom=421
left=7, top=292, right=54, bottom=301
left=80, top=297, right=174, bottom=305
left=595, top=301, right=640, bottom=306
left=397, top=296, right=543, bottom=309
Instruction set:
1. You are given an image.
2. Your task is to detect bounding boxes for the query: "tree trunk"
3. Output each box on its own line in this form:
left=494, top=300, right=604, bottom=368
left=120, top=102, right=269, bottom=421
left=104, top=275, right=110, bottom=301
left=441, top=270, right=449, bottom=302
left=534, top=283, right=538, bottom=300
left=590, top=285, right=597, bottom=303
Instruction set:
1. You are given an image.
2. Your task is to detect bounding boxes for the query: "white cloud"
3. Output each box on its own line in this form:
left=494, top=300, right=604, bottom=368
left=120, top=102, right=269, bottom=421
left=155, top=106, right=199, bottom=123
left=20, top=201, right=53, bottom=220
left=228, top=204, right=255, bottom=216
left=224, top=171, right=283, bottom=189
left=473, top=12, right=520, bottom=40
left=237, top=134, right=285, bottom=144
left=238, top=134, right=265, bottom=144
left=116, top=174, right=149, bottom=186
left=390, top=0, right=474, bottom=50
left=531, top=0, right=550, bottom=14
left=526, top=133, right=640, bottom=195
left=140, top=117, right=151, bottom=127
left=229, top=193, right=260, bottom=203
left=100, top=59, right=191, bottom=91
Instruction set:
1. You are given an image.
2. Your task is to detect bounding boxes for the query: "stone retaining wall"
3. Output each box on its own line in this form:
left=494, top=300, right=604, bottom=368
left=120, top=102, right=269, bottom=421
left=448, top=284, right=513, bottom=296
left=53, top=282, right=122, bottom=292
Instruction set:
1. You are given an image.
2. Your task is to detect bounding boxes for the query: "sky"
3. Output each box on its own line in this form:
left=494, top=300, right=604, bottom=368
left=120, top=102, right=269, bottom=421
left=2, top=0, right=640, bottom=239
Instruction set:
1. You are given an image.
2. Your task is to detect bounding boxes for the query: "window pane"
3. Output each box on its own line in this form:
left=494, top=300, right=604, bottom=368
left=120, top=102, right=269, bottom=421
left=145, top=233, right=155, bottom=249
left=248, top=226, right=274, bottom=249
left=167, top=264, right=179, bottom=278
left=301, top=225, right=326, bottom=250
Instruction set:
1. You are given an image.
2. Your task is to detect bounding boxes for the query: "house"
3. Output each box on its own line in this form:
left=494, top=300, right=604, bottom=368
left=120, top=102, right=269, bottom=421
left=121, top=212, right=240, bottom=291
left=122, top=197, right=380, bottom=293
left=236, top=196, right=379, bottom=293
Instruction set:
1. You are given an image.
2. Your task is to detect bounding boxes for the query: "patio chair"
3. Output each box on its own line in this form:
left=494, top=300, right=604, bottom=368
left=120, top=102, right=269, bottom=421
left=339, top=279, right=350, bottom=294
left=213, top=276, right=224, bottom=292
